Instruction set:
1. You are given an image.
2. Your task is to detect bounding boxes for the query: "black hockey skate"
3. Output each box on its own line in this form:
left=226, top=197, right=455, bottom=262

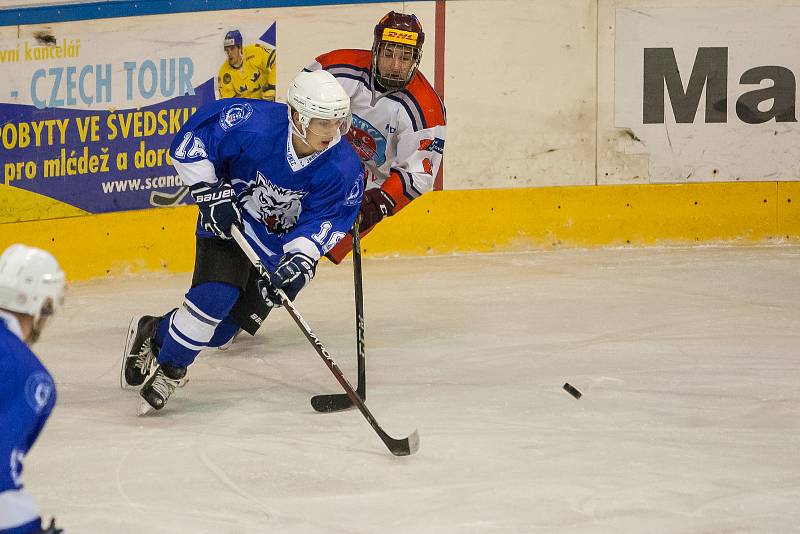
left=138, top=363, right=187, bottom=415
left=120, top=315, right=161, bottom=389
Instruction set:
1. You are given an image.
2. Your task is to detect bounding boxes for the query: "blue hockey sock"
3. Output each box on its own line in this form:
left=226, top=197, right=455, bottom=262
left=157, top=282, right=239, bottom=368
left=208, top=316, right=242, bottom=346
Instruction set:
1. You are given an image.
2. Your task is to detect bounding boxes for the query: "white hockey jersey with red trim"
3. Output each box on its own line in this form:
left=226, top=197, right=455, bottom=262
left=306, top=49, right=446, bottom=212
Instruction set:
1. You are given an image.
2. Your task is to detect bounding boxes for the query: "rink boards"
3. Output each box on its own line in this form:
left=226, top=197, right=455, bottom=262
left=2, top=181, right=799, bottom=281
left=4, top=0, right=800, bottom=280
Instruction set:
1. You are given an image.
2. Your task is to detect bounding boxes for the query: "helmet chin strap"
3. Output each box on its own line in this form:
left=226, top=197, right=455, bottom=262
left=291, top=120, right=311, bottom=145
left=290, top=110, right=315, bottom=151
left=370, top=81, right=395, bottom=106
left=28, top=324, right=42, bottom=344
left=13, top=312, right=39, bottom=345
left=28, top=299, right=54, bottom=345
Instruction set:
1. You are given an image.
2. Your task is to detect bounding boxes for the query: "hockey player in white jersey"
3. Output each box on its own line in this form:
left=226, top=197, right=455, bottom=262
left=0, top=245, right=65, bottom=534
left=120, top=70, right=363, bottom=415
left=305, top=10, right=447, bottom=263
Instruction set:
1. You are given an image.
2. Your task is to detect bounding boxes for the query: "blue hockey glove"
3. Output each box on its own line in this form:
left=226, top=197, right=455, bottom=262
left=256, top=277, right=283, bottom=309
left=190, top=181, right=241, bottom=239
left=259, top=252, right=317, bottom=307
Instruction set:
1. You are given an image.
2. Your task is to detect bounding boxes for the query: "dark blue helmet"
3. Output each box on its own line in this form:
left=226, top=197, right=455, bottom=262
left=223, top=29, right=243, bottom=49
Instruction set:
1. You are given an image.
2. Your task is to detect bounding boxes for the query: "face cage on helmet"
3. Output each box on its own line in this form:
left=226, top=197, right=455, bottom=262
left=372, top=42, right=422, bottom=91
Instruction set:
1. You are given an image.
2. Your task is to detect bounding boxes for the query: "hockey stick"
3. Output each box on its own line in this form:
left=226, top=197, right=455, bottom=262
left=231, top=226, right=419, bottom=456
left=310, top=218, right=365, bottom=412
left=150, top=186, right=189, bottom=207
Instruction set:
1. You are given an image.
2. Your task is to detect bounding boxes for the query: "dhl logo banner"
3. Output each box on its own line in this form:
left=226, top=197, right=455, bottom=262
left=382, top=28, right=418, bottom=46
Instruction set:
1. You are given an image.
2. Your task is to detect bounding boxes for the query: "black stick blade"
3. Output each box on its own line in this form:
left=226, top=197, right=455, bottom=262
left=311, top=394, right=420, bottom=456
left=310, top=393, right=354, bottom=413
left=387, top=429, right=420, bottom=457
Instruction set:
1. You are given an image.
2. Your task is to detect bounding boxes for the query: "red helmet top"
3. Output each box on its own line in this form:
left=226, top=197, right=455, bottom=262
left=373, top=11, right=425, bottom=49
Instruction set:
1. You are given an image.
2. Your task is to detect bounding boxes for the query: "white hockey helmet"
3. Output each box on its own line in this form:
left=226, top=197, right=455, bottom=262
left=0, top=244, right=65, bottom=341
left=287, top=70, right=351, bottom=137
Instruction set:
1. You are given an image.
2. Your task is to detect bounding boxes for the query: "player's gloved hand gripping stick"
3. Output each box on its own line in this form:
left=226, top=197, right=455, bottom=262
left=231, top=226, right=419, bottom=456
left=359, top=188, right=396, bottom=229
left=258, top=252, right=317, bottom=308
left=190, top=181, right=241, bottom=239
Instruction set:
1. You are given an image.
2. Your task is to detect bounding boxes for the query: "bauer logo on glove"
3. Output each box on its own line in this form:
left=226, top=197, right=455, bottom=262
left=189, top=181, right=242, bottom=240
left=194, top=187, right=235, bottom=203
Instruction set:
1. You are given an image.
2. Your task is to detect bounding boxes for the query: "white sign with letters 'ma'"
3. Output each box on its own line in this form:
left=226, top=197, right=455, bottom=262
left=615, top=7, right=800, bottom=182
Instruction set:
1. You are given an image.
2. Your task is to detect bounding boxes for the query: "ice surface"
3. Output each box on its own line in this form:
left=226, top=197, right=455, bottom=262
left=25, top=246, right=800, bottom=533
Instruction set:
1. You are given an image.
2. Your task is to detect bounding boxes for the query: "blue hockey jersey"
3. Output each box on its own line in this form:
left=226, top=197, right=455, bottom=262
left=170, top=99, right=364, bottom=269
left=0, top=312, right=56, bottom=534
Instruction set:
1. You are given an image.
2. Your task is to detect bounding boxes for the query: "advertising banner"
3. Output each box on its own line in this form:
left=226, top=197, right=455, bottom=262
left=0, top=14, right=276, bottom=222
left=615, top=7, right=800, bottom=183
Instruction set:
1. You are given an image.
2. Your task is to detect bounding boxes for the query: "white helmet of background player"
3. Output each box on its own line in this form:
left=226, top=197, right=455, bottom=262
left=287, top=70, right=351, bottom=141
left=0, top=244, right=65, bottom=344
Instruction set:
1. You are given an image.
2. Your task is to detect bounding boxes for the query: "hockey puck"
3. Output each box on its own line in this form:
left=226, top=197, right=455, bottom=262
left=563, top=383, right=582, bottom=399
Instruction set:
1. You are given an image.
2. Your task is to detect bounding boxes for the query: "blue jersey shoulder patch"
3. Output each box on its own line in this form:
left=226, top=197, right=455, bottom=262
left=344, top=172, right=364, bottom=207
left=219, top=102, right=254, bottom=131
left=25, top=371, right=54, bottom=414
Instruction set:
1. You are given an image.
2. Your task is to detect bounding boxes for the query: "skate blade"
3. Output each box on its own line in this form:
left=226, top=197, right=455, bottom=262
left=120, top=315, right=143, bottom=390
left=137, top=399, right=156, bottom=416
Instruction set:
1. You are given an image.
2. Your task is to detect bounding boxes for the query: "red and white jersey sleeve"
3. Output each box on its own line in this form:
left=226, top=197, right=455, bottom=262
left=306, top=49, right=446, bottom=212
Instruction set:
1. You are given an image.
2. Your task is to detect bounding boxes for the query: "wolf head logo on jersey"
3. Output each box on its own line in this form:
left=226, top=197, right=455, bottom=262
left=243, top=172, right=305, bottom=233
left=219, top=102, right=253, bottom=131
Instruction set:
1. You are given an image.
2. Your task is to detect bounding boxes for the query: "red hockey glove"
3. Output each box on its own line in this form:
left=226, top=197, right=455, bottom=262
left=359, top=188, right=396, bottom=229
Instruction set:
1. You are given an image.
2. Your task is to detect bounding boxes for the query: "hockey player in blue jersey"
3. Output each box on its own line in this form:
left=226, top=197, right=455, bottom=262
left=0, top=245, right=66, bottom=534
left=120, top=69, right=364, bottom=415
